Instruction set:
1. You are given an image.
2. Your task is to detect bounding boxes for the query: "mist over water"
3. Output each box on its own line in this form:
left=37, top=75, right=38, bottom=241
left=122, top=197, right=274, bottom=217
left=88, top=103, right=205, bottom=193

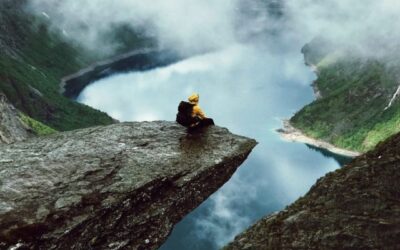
left=28, top=0, right=400, bottom=59
left=78, top=37, right=344, bottom=249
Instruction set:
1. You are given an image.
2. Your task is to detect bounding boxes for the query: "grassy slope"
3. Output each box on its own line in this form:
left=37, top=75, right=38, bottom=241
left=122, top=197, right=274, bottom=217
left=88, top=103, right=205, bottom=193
left=0, top=1, right=151, bottom=131
left=19, top=113, right=57, bottom=136
left=291, top=46, right=400, bottom=152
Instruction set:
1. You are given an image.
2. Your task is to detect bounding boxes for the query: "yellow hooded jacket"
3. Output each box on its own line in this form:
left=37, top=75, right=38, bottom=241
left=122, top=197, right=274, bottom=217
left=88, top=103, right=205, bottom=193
left=188, top=93, right=206, bottom=120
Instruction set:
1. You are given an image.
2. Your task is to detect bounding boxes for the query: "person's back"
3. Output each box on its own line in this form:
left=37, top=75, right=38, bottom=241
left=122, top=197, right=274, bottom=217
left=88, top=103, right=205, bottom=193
left=176, top=101, right=197, bottom=127
left=176, top=93, right=214, bottom=131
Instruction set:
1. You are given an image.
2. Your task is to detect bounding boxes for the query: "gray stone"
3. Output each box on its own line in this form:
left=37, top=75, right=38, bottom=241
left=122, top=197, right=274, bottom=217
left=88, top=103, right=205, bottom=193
left=0, top=93, right=31, bottom=144
left=0, top=121, right=256, bottom=249
left=225, top=132, right=400, bottom=250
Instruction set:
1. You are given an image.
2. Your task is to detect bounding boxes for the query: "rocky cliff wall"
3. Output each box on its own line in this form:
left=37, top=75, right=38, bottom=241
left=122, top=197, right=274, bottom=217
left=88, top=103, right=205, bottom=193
left=225, top=132, right=400, bottom=250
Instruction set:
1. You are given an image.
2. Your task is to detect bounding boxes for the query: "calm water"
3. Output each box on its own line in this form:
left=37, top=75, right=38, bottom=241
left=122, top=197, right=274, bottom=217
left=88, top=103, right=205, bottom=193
left=78, top=38, right=348, bottom=249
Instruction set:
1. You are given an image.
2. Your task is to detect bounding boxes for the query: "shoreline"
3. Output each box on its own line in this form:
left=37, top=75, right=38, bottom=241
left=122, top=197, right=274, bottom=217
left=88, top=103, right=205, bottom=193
left=277, top=120, right=361, bottom=157
left=59, top=48, right=182, bottom=99
left=60, top=48, right=154, bottom=94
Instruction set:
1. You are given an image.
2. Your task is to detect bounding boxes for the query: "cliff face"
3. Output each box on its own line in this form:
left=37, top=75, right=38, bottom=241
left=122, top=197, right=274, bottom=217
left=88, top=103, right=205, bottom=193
left=0, top=122, right=256, bottom=250
left=0, top=92, right=31, bottom=144
left=225, top=132, right=400, bottom=250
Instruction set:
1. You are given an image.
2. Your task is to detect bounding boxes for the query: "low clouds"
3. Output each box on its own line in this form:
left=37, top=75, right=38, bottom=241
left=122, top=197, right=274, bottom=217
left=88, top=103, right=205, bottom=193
left=284, top=0, right=400, bottom=59
left=27, top=0, right=241, bottom=55
left=192, top=175, right=258, bottom=248
left=27, top=0, right=400, bottom=59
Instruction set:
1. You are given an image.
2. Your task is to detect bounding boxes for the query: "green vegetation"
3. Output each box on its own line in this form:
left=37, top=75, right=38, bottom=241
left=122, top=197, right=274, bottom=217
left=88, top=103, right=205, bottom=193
left=0, top=1, right=152, bottom=132
left=291, top=50, right=400, bottom=152
left=19, top=113, right=57, bottom=136
left=0, top=53, right=114, bottom=131
left=0, top=1, right=116, bottom=131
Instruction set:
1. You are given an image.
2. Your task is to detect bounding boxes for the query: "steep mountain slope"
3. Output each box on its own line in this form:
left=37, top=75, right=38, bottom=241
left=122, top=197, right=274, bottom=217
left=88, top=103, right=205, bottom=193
left=225, top=130, right=400, bottom=250
left=290, top=38, right=400, bottom=152
left=0, top=0, right=151, bottom=131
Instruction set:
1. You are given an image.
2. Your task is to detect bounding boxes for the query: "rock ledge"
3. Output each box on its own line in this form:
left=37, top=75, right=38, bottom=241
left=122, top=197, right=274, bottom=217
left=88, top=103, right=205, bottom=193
left=0, top=122, right=256, bottom=249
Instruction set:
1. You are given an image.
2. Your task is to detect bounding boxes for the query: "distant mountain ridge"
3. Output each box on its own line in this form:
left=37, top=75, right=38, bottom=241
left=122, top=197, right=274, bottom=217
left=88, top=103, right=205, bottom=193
left=290, top=38, right=400, bottom=152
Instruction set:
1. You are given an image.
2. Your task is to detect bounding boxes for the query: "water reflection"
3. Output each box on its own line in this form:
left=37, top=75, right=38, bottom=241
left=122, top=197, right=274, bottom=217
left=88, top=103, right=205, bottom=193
left=78, top=42, right=346, bottom=249
left=305, top=144, right=353, bottom=166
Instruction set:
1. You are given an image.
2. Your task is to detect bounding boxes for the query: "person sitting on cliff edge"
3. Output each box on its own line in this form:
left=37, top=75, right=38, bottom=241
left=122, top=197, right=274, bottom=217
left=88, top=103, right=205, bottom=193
left=176, top=93, right=214, bottom=132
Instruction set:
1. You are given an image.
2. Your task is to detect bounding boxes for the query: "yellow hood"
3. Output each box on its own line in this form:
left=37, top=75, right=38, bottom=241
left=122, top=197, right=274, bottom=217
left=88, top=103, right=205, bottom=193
left=188, top=93, right=199, bottom=104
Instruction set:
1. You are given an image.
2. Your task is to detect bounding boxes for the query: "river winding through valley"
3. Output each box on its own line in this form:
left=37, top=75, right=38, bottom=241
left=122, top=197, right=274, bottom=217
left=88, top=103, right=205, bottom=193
left=77, top=36, right=350, bottom=249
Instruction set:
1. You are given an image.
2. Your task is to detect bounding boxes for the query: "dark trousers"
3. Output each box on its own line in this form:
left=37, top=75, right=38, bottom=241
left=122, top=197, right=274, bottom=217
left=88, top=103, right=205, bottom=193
left=188, top=118, right=215, bottom=133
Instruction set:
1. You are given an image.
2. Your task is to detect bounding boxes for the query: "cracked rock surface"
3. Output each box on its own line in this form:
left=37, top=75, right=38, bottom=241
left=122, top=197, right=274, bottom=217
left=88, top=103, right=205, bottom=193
left=0, top=121, right=256, bottom=249
left=0, top=93, right=31, bottom=144
left=225, top=132, right=400, bottom=250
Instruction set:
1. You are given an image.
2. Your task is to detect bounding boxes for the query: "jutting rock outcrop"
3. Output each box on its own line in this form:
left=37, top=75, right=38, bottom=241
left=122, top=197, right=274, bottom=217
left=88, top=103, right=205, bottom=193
left=0, top=122, right=256, bottom=249
left=0, top=93, right=31, bottom=144
left=225, top=132, right=400, bottom=250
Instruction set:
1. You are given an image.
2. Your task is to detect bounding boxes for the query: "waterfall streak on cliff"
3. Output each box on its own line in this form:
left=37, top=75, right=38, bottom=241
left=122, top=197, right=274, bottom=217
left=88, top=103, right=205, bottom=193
left=384, top=84, right=400, bottom=111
